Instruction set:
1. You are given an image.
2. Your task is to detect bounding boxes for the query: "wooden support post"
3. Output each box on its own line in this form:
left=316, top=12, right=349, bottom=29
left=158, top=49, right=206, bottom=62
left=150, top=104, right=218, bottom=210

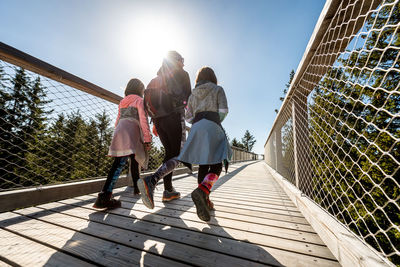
left=275, top=129, right=283, bottom=173
left=292, top=93, right=311, bottom=191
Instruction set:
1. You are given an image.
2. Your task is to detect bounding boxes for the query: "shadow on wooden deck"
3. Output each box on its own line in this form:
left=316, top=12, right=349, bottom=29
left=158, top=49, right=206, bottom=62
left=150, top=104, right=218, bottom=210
left=0, top=161, right=339, bottom=266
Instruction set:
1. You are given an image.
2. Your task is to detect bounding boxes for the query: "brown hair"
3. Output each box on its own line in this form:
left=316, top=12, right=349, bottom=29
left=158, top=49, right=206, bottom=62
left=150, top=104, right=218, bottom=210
left=125, top=78, right=145, bottom=96
left=195, top=67, right=217, bottom=85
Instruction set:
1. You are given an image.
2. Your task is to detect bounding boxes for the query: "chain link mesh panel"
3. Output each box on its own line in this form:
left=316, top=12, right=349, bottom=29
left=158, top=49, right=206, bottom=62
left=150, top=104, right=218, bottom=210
left=0, top=59, right=167, bottom=191
left=265, top=0, right=400, bottom=264
left=0, top=57, right=259, bottom=193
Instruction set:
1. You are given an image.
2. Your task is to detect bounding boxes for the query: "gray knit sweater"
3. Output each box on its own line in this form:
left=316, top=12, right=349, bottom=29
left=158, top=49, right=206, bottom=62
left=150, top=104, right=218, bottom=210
left=186, top=82, right=228, bottom=123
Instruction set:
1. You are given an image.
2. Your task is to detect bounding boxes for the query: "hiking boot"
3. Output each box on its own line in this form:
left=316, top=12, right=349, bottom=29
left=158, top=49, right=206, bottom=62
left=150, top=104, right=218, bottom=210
left=191, top=188, right=210, bottom=221
left=162, top=187, right=181, bottom=202
left=138, top=175, right=157, bottom=209
left=93, top=192, right=121, bottom=209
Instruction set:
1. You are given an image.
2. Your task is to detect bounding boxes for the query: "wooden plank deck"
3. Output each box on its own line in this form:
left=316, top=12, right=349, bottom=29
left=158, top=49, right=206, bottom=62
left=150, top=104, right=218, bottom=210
left=0, top=161, right=340, bottom=266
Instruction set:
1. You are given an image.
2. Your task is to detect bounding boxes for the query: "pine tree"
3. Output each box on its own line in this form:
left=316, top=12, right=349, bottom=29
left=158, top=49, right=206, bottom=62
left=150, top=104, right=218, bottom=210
left=94, top=111, right=113, bottom=176
left=148, top=139, right=165, bottom=170
left=275, top=69, right=295, bottom=113
left=241, top=130, right=256, bottom=152
left=307, top=3, right=400, bottom=264
left=231, top=137, right=244, bottom=149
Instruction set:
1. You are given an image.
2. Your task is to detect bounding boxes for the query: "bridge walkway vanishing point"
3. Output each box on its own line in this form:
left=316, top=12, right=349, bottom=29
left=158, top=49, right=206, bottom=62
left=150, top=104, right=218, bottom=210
left=0, top=161, right=339, bottom=266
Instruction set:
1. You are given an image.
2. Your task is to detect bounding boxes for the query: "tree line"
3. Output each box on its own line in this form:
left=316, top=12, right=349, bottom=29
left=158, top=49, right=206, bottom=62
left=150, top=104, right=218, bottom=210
left=0, top=67, right=165, bottom=191
left=230, top=130, right=256, bottom=152
left=276, top=3, right=399, bottom=264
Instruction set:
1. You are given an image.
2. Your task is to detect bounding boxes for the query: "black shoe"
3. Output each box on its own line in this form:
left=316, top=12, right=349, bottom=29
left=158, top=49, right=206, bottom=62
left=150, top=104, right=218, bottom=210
left=93, top=192, right=121, bottom=209
left=191, top=188, right=210, bottom=221
left=162, top=187, right=181, bottom=202
left=138, top=175, right=157, bottom=209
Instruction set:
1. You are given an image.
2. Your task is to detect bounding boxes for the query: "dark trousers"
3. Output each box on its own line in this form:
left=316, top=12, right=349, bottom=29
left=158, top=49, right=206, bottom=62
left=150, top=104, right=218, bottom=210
left=102, top=155, right=139, bottom=193
left=198, top=163, right=223, bottom=184
left=154, top=112, right=183, bottom=191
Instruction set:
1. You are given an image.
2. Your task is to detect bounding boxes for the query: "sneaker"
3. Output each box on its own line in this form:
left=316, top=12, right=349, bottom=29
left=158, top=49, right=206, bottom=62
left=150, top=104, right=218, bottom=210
left=191, top=187, right=210, bottom=221
left=162, top=187, right=181, bottom=202
left=137, top=175, right=157, bottom=209
left=93, top=192, right=121, bottom=209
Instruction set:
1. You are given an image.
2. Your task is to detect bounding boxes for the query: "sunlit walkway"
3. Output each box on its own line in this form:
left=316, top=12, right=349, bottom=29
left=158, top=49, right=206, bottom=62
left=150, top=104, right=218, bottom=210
left=0, top=161, right=339, bottom=266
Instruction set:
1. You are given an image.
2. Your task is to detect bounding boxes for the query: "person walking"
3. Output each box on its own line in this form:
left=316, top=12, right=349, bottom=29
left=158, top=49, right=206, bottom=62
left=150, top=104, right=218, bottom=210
left=178, top=66, right=231, bottom=221
left=138, top=51, right=191, bottom=208
left=93, top=78, right=151, bottom=209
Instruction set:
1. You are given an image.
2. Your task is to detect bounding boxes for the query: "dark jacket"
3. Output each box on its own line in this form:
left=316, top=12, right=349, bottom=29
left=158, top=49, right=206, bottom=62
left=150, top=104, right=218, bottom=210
left=147, top=67, right=191, bottom=115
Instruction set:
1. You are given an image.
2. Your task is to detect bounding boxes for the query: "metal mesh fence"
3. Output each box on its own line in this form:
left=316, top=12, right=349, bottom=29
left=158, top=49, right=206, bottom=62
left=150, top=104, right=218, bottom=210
left=0, top=54, right=258, bottom=193
left=265, top=0, right=400, bottom=265
left=0, top=59, right=167, bottom=191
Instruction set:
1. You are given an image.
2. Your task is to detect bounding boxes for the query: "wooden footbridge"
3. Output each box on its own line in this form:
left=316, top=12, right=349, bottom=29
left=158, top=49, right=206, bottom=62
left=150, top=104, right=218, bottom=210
left=0, top=0, right=398, bottom=266
left=0, top=161, right=339, bottom=266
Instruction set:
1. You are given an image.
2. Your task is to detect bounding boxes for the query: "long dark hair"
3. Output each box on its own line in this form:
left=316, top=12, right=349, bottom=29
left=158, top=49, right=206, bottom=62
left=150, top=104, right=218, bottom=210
left=125, top=78, right=145, bottom=96
left=195, top=67, right=217, bottom=85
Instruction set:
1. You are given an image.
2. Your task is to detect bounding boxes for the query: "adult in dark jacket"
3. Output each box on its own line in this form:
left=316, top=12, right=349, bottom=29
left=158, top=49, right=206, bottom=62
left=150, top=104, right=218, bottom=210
left=138, top=51, right=191, bottom=207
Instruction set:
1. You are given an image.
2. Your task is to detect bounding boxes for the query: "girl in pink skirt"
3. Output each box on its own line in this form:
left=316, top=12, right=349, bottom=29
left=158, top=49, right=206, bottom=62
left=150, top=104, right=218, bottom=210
left=94, top=78, right=151, bottom=209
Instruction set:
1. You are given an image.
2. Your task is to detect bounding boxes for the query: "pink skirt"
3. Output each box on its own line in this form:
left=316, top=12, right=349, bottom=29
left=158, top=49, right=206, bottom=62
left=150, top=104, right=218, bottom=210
left=108, top=119, right=148, bottom=168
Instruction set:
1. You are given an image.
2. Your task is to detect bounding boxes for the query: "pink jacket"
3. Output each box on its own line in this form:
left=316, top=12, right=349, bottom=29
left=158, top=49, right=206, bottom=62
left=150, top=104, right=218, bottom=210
left=115, top=94, right=151, bottom=143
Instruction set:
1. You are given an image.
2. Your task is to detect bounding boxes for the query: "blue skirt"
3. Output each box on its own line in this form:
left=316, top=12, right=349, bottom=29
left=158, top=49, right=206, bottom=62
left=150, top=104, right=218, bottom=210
left=178, top=119, right=232, bottom=165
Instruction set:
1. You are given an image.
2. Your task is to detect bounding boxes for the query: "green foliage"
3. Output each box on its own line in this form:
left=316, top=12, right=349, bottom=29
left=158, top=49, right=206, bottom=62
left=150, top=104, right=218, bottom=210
left=0, top=67, right=117, bottom=190
left=231, top=137, right=245, bottom=149
left=275, top=69, right=295, bottom=113
left=307, top=3, right=400, bottom=264
left=147, top=139, right=165, bottom=170
left=241, top=130, right=256, bottom=152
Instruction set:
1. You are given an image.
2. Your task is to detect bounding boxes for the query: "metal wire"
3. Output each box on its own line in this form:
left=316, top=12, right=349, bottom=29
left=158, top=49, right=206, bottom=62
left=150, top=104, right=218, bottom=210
left=265, top=0, right=400, bottom=264
left=0, top=58, right=258, bottom=192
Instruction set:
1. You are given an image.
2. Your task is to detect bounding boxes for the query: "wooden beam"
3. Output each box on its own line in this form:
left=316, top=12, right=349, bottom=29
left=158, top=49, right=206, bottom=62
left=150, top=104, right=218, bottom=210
left=266, top=0, right=380, bottom=146
left=264, top=163, right=395, bottom=267
left=0, top=42, right=122, bottom=104
left=0, top=166, right=197, bottom=213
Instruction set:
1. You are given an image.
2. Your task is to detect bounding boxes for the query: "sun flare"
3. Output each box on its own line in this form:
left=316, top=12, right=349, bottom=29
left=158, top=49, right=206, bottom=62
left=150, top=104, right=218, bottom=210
left=127, top=17, right=186, bottom=73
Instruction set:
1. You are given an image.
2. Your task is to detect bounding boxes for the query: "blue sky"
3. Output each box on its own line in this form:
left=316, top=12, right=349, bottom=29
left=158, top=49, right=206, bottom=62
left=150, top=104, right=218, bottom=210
left=1, top=0, right=325, bottom=154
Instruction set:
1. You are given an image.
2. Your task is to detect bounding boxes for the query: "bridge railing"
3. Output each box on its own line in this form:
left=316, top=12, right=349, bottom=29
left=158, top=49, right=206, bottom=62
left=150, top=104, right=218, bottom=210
left=265, top=0, right=399, bottom=266
left=0, top=42, right=256, bottom=211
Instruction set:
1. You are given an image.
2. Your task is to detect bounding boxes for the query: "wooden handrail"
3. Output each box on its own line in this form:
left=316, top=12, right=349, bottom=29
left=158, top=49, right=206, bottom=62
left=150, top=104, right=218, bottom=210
left=0, top=42, right=122, bottom=104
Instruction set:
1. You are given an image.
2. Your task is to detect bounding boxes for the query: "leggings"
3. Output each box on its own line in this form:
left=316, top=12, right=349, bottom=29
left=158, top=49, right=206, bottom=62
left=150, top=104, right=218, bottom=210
left=154, top=112, right=185, bottom=191
left=102, top=154, right=139, bottom=193
left=198, top=163, right=223, bottom=185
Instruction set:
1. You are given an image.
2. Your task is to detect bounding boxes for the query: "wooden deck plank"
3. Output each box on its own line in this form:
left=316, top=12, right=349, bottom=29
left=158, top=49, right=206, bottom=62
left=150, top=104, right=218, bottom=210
left=0, top=161, right=340, bottom=266
left=151, top=188, right=297, bottom=208
left=119, top=192, right=309, bottom=225
left=0, top=212, right=188, bottom=267
left=14, top=207, right=270, bottom=267
left=67, top=195, right=323, bottom=245
left=54, top=196, right=337, bottom=261
left=36, top=200, right=339, bottom=266
left=117, top=195, right=315, bottom=233
left=0, top=228, right=93, bottom=267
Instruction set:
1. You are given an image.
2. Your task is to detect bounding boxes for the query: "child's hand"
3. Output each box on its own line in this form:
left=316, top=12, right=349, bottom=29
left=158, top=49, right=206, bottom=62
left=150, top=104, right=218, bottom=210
left=144, top=142, right=152, bottom=151
left=152, top=125, right=158, bottom=137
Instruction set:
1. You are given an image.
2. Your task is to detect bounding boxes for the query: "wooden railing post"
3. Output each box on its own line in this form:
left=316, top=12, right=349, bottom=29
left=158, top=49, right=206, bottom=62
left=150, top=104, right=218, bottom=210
left=275, top=129, right=283, bottom=173
left=292, top=92, right=311, bottom=191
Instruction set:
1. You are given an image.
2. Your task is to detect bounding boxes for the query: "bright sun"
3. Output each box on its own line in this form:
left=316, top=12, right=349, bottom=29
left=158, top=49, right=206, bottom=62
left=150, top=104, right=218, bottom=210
left=127, top=17, right=186, bottom=73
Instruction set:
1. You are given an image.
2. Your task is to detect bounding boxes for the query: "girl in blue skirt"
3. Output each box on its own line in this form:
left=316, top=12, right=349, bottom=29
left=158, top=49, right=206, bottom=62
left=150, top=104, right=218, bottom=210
left=178, top=67, right=231, bottom=221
